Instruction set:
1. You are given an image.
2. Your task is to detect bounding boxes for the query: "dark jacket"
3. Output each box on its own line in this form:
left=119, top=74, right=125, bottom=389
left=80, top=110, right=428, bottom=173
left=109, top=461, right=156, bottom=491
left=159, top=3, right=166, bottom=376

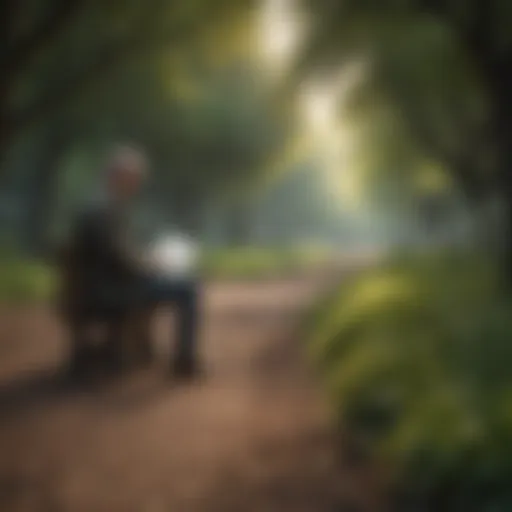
left=70, top=202, right=141, bottom=306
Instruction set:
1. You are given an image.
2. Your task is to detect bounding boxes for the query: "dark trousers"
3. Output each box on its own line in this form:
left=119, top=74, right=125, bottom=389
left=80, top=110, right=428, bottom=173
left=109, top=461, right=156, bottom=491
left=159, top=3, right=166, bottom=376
left=138, top=274, right=200, bottom=364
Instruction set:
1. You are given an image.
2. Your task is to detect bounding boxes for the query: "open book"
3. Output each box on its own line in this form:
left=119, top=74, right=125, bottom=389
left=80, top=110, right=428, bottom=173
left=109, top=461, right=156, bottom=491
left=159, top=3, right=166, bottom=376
left=147, top=233, right=199, bottom=278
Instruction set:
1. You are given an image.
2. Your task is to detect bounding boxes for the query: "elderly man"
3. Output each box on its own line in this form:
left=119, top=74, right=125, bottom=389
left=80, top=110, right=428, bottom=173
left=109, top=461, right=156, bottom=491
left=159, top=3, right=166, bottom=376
left=70, top=145, right=200, bottom=379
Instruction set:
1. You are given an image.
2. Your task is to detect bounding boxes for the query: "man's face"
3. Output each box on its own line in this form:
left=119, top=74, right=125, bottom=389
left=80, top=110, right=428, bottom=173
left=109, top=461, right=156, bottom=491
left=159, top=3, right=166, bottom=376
left=111, top=165, right=144, bottom=202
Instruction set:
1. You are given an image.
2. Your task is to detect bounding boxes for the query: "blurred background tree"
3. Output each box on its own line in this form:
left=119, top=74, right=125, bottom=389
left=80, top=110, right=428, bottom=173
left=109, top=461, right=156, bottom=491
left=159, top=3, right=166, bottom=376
left=0, top=0, right=251, bottom=158
left=0, top=0, right=307, bottom=253
left=295, top=0, right=512, bottom=278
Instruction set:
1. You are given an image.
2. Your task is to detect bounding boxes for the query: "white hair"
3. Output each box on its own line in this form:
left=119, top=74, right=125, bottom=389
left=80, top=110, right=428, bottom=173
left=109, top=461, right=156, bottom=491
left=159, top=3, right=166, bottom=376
left=106, top=144, right=148, bottom=179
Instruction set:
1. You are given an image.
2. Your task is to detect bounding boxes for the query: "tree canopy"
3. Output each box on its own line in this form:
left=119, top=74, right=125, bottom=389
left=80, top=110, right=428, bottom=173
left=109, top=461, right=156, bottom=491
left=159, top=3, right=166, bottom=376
left=295, top=1, right=501, bottom=200
left=0, top=0, right=255, bottom=161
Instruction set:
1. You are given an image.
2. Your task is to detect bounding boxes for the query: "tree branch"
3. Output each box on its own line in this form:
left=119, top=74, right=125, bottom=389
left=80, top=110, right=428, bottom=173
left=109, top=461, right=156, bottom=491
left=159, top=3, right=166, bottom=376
left=9, top=20, right=192, bottom=134
left=6, top=0, right=85, bottom=76
left=418, top=0, right=496, bottom=76
left=416, top=0, right=447, bottom=19
left=5, top=0, right=247, bottom=140
left=10, top=42, right=137, bottom=134
left=396, top=93, right=488, bottom=202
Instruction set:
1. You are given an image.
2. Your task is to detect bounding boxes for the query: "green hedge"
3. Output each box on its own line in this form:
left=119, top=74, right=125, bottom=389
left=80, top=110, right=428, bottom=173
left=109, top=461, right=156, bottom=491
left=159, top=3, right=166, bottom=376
left=308, top=253, right=512, bottom=509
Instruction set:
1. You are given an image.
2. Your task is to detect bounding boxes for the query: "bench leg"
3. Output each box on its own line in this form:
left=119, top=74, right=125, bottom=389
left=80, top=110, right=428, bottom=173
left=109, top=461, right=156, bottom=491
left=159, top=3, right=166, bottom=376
left=133, top=309, right=154, bottom=367
left=67, top=320, right=125, bottom=377
left=103, top=314, right=152, bottom=373
left=108, top=310, right=155, bottom=371
left=103, top=321, right=126, bottom=373
left=67, top=325, right=96, bottom=380
left=66, top=311, right=155, bottom=379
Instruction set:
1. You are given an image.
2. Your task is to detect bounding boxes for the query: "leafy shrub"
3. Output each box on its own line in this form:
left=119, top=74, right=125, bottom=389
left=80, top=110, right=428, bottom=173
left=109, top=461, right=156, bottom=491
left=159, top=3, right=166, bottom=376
left=308, top=253, right=512, bottom=510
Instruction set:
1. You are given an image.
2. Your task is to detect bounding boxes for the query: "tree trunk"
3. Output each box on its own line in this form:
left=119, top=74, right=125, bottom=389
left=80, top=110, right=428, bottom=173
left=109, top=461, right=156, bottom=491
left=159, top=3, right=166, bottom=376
left=0, top=0, right=13, bottom=172
left=489, top=63, right=512, bottom=287
left=499, top=158, right=512, bottom=287
left=24, top=123, right=73, bottom=255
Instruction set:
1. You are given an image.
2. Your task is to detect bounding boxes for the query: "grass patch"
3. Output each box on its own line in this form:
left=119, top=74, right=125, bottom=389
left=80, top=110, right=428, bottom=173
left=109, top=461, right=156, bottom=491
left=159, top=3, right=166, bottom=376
left=199, top=247, right=329, bottom=280
left=0, top=257, right=55, bottom=304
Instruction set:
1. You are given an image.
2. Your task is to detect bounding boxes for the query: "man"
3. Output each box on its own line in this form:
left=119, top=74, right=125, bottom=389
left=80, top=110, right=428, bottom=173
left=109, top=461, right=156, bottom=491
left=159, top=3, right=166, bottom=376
left=70, top=145, right=200, bottom=378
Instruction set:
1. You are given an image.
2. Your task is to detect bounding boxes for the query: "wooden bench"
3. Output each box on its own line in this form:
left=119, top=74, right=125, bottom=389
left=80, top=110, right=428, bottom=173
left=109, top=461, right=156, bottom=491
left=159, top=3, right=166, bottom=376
left=56, top=243, right=153, bottom=379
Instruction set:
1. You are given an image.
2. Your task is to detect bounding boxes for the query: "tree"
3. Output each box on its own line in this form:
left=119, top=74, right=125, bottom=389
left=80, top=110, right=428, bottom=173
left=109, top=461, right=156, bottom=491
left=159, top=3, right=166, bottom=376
left=2, top=0, right=275, bottom=251
left=14, top=53, right=291, bottom=250
left=297, top=0, right=512, bottom=278
left=0, top=0, right=253, bottom=166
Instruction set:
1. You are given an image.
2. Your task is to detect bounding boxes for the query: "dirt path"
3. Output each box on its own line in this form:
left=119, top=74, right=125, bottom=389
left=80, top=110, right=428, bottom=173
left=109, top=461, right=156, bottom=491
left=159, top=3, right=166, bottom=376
left=0, top=276, right=379, bottom=512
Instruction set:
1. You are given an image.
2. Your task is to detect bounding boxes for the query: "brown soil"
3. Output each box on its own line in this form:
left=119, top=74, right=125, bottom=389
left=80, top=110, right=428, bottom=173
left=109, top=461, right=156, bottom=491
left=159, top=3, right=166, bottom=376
left=0, top=276, right=386, bottom=512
